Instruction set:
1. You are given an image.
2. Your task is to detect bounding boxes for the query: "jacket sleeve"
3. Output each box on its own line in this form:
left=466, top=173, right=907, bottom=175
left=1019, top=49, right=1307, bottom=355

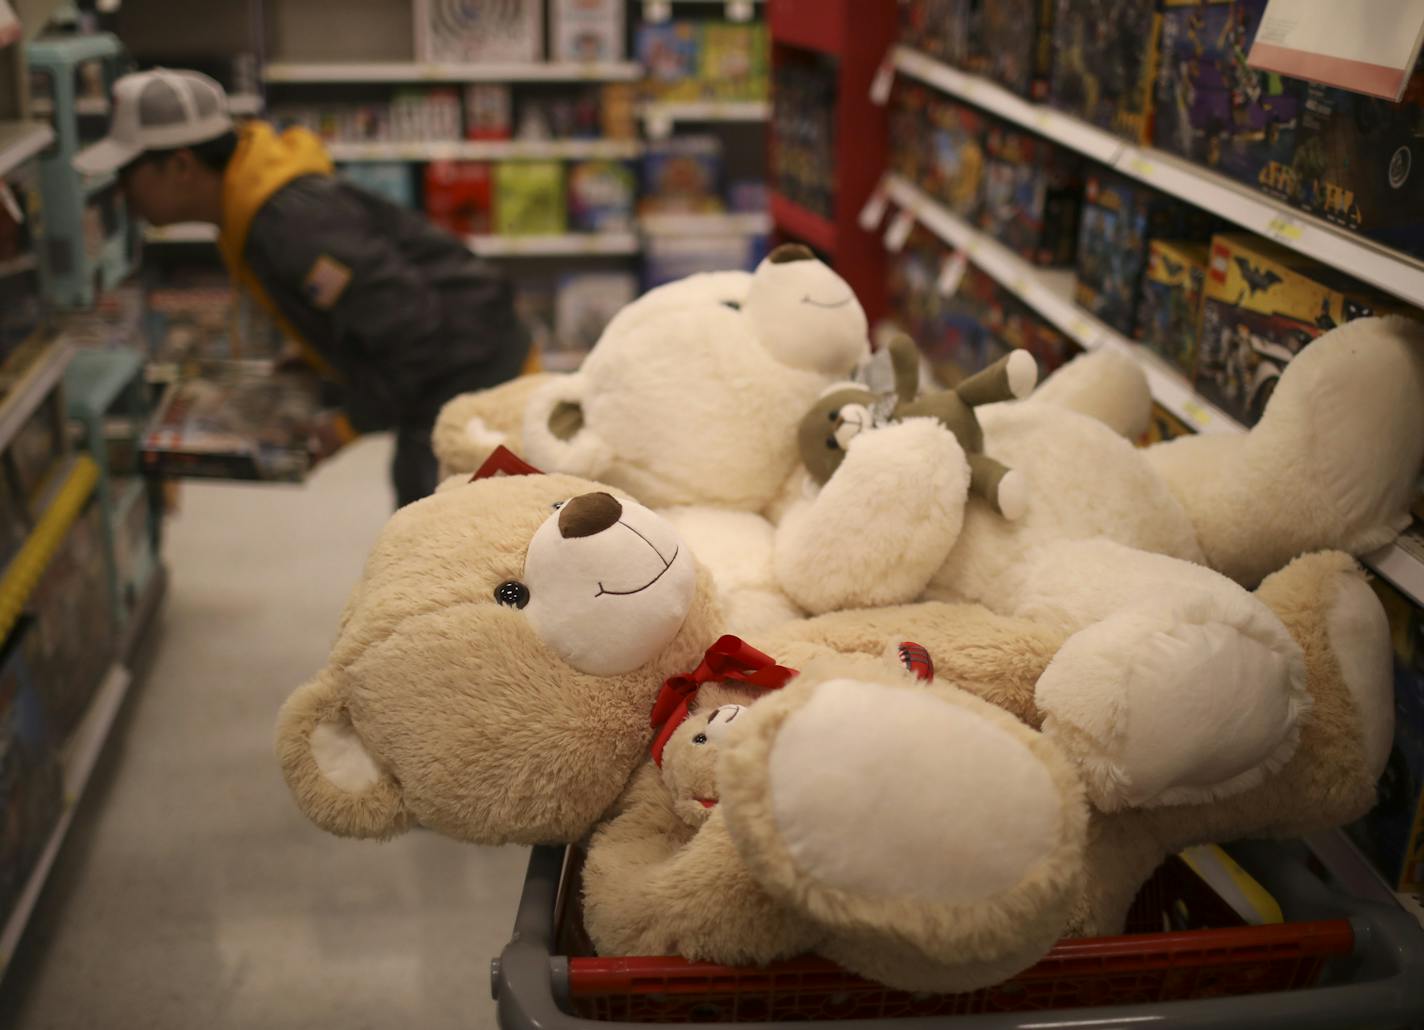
left=243, top=178, right=462, bottom=431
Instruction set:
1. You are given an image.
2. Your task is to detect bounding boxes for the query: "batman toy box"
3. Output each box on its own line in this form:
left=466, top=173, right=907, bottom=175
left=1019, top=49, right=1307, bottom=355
left=1049, top=0, right=1161, bottom=144
left=1197, top=233, right=1396, bottom=426
left=1135, top=239, right=1209, bottom=377
left=978, top=123, right=1082, bottom=267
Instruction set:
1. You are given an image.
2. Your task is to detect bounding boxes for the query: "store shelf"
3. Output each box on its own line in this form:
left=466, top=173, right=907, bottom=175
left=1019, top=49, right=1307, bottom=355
left=638, top=100, right=770, bottom=137
left=0, top=338, right=73, bottom=454
left=877, top=173, right=1424, bottom=606
left=0, top=121, right=54, bottom=178
left=263, top=60, right=643, bottom=84
left=0, top=253, right=37, bottom=279
left=466, top=232, right=640, bottom=257
left=325, top=138, right=644, bottom=163
left=227, top=93, right=263, bottom=116
left=642, top=0, right=761, bottom=20
left=143, top=222, right=218, bottom=244
left=890, top=46, right=1424, bottom=310
left=0, top=661, right=133, bottom=975
left=639, top=211, right=771, bottom=237
left=769, top=191, right=837, bottom=254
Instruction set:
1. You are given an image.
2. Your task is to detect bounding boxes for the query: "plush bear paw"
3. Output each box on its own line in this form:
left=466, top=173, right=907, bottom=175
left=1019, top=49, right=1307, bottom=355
left=718, top=656, right=1087, bottom=993
left=1035, top=593, right=1309, bottom=812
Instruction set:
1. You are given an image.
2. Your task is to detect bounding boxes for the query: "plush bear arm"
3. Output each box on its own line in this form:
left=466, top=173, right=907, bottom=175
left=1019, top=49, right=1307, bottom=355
left=582, top=765, right=821, bottom=963
left=431, top=373, right=559, bottom=478
left=772, top=419, right=971, bottom=614
left=1023, top=350, right=1152, bottom=439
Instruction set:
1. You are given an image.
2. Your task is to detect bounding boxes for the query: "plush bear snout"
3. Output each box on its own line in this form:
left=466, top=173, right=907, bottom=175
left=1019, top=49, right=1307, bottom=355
left=560, top=491, right=623, bottom=538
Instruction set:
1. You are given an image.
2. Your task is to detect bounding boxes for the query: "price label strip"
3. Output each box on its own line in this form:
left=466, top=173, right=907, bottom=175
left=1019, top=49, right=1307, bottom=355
left=645, top=0, right=672, bottom=23
left=858, top=186, right=889, bottom=232
left=884, top=209, right=916, bottom=252
left=1265, top=215, right=1303, bottom=244
left=870, top=60, right=895, bottom=106
left=938, top=251, right=969, bottom=296
left=727, top=0, right=754, bottom=22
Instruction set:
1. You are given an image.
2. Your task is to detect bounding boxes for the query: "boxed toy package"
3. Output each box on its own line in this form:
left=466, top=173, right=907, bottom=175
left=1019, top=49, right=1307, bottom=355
left=416, top=0, right=542, bottom=63
left=515, top=88, right=602, bottom=140
left=978, top=124, right=1082, bottom=266
left=1135, top=239, right=1209, bottom=376
left=640, top=137, right=723, bottom=214
left=551, top=272, right=639, bottom=371
left=998, top=300, right=1078, bottom=373
left=1153, top=0, right=1303, bottom=194
left=339, top=162, right=415, bottom=209
left=1139, top=401, right=1197, bottom=445
left=889, top=230, right=1003, bottom=380
left=1290, top=59, right=1424, bottom=258
left=1347, top=577, right=1424, bottom=897
left=638, top=22, right=701, bottom=101
left=551, top=0, right=625, bottom=63
left=567, top=160, right=636, bottom=232
left=1050, top=0, right=1162, bottom=144
left=464, top=84, right=512, bottom=140
left=979, top=0, right=1055, bottom=100
left=699, top=22, right=770, bottom=101
left=1196, top=233, right=1393, bottom=425
left=899, top=0, right=981, bottom=71
left=600, top=84, right=638, bottom=139
left=424, top=161, right=494, bottom=237
left=1074, top=171, right=1212, bottom=336
left=0, top=621, right=64, bottom=929
left=643, top=235, right=758, bottom=290
left=772, top=58, right=837, bottom=218
left=494, top=162, right=567, bottom=235
left=891, top=88, right=987, bottom=219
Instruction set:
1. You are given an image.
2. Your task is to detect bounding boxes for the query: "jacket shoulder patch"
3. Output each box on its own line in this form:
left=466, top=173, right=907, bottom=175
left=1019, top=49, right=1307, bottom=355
left=303, top=254, right=352, bottom=310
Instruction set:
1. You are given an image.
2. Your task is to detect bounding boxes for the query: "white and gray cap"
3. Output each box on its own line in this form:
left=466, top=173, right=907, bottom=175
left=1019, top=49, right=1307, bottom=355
left=72, top=68, right=233, bottom=177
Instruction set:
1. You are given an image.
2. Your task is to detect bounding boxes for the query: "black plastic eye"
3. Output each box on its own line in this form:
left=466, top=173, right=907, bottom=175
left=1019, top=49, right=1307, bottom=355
left=693, top=733, right=708, bottom=745
left=494, top=580, right=530, bottom=609
left=551, top=500, right=565, bottom=510
left=827, top=410, right=838, bottom=422
left=825, top=436, right=839, bottom=450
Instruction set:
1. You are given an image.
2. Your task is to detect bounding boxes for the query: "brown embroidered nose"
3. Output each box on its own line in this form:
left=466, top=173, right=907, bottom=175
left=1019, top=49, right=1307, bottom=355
left=768, top=243, right=815, bottom=264
left=559, top=491, right=623, bottom=538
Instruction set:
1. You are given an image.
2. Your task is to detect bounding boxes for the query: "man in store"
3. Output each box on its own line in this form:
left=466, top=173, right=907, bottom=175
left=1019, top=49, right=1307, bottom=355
left=74, top=68, right=532, bottom=507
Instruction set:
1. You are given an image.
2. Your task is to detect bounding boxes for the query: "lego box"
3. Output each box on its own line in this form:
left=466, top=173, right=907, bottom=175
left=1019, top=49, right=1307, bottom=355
left=699, top=22, right=769, bottom=101
left=424, top=161, right=494, bottom=236
left=979, top=0, right=1055, bottom=100
left=494, top=162, right=567, bottom=236
left=978, top=124, right=1082, bottom=266
left=899, top=0, right=981, bottom=72
left=1154, top=0, right=1304, bottom=194
left=568, top=160, right=636, bottom=232
left=919, top=95, right=988, bottom=220
left=638, top=22, right=701, bottom=102
left=1135, top=239, right=1209, bottom=377
left=1196, top=233, right=1392, bottom=426
left=1050, top=0, right=1162, bottom=144
left=551, top=0, right=625, bottom=63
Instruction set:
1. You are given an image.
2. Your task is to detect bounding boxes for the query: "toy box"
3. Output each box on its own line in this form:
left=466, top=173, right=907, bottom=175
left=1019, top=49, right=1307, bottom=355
left=424, top=161, right=494, bottom=237
left=551, top=0, right=625, bottom=63
left=600, top=84, right=639, bottom=140
left=638, top=22, right=701, bottom=102
left=0, top=620, right=64, bottom=929
left=1074, top=171, right=1212, bottom=337
left=25, top=499, right=115, bottom=739
left=568, top=161, right=636, bottom=233
left=1196, top=233, right=1393, bottom=425
left=464, top=84, right=512, bottom=140
left=899, top=0, right=981, bottom=71
left=978, top=124, right=1082, bottom=266
left=699, top=22, right=769, bottom=101
left=1153, top=0, right=1303, bottom=194
left=339, top=162, right=415, bottom=209
left=640, top=136, right=723, bottom=215
left=1347, top=575, right=1424, bottom=896
left=643, top=235, right=757, bottom=290
left=1135, top=239, right=1209, bottom=376
left=552, top=273, right=639, bottom=371
left=997, top=301, right=1078, bottom=374
left=415, top=0, right=542, bottom=63
left=772, top=58, right=838, bottom=219
left=494, top=162, right=567, bottom=236
left=889, top=230, right=1005, bottom=381
left=1138, top=400, right=1197, bottom=445
left=516, top=88, right=602, bottom=141
left=1050, top=0, right=1162, bottom=144
left=1290, top=59, right=1424, bottom=258
left=980, top=0, right=1055, bottom=100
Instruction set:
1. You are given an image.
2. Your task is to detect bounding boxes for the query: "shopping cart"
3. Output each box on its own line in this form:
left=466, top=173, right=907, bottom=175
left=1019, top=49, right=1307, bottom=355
left=491, top=839, right=1424, bottom=1029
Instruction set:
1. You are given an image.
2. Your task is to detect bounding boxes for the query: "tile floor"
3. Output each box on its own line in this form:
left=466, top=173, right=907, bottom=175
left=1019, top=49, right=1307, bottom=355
left=0, top=436, right=529, bottom=1029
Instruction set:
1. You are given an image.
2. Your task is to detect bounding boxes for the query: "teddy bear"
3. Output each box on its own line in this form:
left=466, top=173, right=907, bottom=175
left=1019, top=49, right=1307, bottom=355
left=275, top=465, right=1392, bottom=992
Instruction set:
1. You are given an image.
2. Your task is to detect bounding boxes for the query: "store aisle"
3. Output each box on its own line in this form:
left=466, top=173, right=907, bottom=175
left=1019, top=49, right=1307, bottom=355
left=0, top=437, right=528, bottom=1030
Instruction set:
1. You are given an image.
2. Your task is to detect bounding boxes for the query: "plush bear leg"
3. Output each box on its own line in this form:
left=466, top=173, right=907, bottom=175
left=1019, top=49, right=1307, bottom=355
left=968, top=453, right=1027, bottom=520
left=718, top=653, right=1088, bottom=993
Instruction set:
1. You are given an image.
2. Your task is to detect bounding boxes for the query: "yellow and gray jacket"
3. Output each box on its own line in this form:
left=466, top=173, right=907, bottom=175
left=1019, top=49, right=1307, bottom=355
left=217, top=121, right=530, bottom=432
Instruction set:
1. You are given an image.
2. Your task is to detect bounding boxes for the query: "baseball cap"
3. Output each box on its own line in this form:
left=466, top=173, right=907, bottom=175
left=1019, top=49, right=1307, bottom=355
left=72, top=68, right=233, bottom=177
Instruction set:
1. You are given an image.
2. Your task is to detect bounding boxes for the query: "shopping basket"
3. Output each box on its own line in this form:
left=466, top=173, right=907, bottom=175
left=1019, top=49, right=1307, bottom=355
left=491, top=839, right=1424, bottom=1029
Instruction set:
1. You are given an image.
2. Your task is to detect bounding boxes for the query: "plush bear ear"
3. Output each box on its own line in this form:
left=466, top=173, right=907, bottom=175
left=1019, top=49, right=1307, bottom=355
left=275, top=669, right=411, bottom=840
left=521, top=373, right=615, bottom=478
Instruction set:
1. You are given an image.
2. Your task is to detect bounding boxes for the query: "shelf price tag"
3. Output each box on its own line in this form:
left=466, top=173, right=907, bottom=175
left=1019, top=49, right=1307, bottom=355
left=644, top=0, right=672, bottom=23
left=884, top=209, right=916, bottom=252
left=645, top=109, right=674, bottom=140
left=727, top=0, right=754, bottom=22
left=938, top=251, right=969, bottom=296
left=1265, top=215, right=1303, bottom=243
left=1181, top=398, right=1212, bottom=427
left=858, top=187, right=889, bottom=232
left=870, top=60, right=895, bottom=106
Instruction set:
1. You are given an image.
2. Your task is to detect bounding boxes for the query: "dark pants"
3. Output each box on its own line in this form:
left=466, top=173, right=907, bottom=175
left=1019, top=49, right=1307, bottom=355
left=393, top=421, right=439, bottom=508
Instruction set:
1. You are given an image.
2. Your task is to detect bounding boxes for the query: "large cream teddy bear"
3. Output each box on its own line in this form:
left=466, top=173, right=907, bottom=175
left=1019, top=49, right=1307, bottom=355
left=275, top=468, right=1392, bottom=992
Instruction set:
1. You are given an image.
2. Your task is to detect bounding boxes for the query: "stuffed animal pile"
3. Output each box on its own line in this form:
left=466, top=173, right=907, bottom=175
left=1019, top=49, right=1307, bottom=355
left=277, top=254, right=1424, bottom=994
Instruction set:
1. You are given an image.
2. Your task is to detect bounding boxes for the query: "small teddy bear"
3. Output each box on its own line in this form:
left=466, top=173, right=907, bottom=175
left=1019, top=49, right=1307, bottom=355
left=798, top=334, right=1037, bottom=519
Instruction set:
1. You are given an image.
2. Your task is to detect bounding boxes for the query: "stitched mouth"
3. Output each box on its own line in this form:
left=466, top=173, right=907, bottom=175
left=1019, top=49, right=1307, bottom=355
left=802, top=293, right=853, bottom=309
left=595, top=522, right=678, bottom=597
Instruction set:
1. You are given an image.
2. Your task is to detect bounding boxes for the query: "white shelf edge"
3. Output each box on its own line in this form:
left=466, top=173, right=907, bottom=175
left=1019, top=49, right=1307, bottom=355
left=639, top=212, right=771, bottom=236
left=143, top=222, right=218, bottom=244
left=466, top=232, right=640, bottom=257
left=0, top=340, right=74, bottom=454
left=637, top=100, right=770, bottom=123
left=325, top=139, right=643, bottom=162
left=890, top=46, right=1424, bottom=310
left=0, top=663, right=133, bottom=972
left=0, top=121, right=55, bottom=178
left=227, top=93, right=264, bottom=116
left=263, top=60, right=643, bottom=84
left=879, top=173, right=1424, bottom=608
left=0, top=253, right=37, bottom=278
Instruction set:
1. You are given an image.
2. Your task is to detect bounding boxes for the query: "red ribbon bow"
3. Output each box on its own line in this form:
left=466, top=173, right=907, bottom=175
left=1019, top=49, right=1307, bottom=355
left=470, top=445, right=543, bottom=481
left=650, top=635, right=798, bottom=766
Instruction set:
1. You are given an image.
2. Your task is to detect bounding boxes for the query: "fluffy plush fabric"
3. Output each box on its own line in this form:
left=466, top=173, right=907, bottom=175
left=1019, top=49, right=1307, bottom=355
left=659, top=506, right=803, bottom=634
left=431, top=372, right=555, bottom=480
left=1021, top=347, right=1153, bottom=439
